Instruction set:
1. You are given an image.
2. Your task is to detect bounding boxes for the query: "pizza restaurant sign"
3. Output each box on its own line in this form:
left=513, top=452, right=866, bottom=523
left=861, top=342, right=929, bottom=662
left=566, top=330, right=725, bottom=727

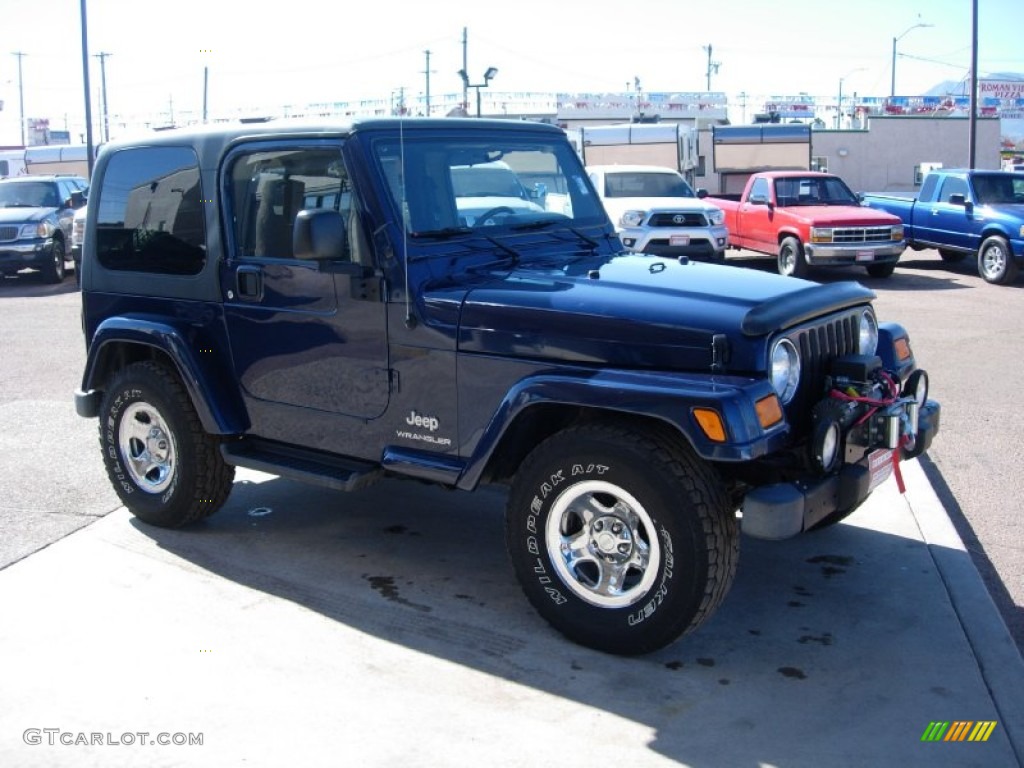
left=980, top=80, right=1024, bottom=100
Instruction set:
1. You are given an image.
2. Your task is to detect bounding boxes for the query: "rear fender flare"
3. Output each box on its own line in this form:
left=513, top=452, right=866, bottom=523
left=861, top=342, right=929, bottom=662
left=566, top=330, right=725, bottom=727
left=80, top=317, right=248, bottom=435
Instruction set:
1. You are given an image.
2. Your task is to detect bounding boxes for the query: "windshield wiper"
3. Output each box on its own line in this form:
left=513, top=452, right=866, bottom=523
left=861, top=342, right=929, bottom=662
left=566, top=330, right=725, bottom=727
left=409, top=226, right=473, bottom=240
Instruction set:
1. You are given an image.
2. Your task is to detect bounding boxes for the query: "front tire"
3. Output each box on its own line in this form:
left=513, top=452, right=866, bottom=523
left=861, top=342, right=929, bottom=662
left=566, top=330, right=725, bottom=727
left=505, top=423, right=738, bottom=655
left=866, top=261, right=896, bottom=278
left=40, top=239, right=67, bottom=284
left=778, top=236, right=808, bottom=278
left=99, top=361, right=234, bottom=528
left=978, top=235, right=1019, bottom=285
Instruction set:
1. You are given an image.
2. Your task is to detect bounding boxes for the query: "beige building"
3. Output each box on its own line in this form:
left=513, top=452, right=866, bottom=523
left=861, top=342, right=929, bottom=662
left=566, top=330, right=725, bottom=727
left=694, top=115, right=1002, bottom=195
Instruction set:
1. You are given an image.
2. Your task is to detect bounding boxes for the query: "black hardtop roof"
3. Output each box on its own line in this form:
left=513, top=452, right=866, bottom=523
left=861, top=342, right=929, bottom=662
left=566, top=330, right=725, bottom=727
left=99, top=117, right=565, bottom=156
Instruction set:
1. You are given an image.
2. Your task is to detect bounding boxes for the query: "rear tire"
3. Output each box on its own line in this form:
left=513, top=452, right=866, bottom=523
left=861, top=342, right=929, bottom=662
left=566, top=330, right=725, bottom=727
left=506, top=422, right=738, bottom=655
left=778, top=236, right=808, bottom=278
left=99, top=361, right=234, bottom=528
left=977, top=236, right=1019, bottom=285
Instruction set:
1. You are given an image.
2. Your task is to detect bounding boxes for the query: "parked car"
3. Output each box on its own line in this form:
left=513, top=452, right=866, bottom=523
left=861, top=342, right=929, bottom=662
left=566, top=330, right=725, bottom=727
left=0, top=175, right=87, bottom=282
left=588, top=164, right=728, bottom=261
left=703, top=172, right=905, bottom=278
left=71, top=202, right=88, bottom=285
left=862, top=169, right=1024, bottom=285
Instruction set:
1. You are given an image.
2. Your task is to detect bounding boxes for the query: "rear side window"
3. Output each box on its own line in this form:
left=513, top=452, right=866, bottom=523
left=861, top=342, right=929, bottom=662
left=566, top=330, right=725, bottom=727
left=95, top=147, right=206, bottom=275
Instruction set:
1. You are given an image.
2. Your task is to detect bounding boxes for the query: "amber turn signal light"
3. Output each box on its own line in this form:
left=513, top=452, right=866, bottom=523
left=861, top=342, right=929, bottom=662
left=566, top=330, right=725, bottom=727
left=755, top=394, right=783, bottom=429
left=894, top=337, right=912, bottom=361
left=692, top=408, right=727, bottom=442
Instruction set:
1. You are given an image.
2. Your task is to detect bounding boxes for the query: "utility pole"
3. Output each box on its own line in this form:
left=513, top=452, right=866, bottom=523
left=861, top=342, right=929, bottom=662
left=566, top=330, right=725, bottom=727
left=423, top=49, right=435, bottom=116
left=202, top=66, right=209, bottom=123
left=94, top=51, right=111, bottom=142
left=12, top=51, right=26, bottom=146
left=968, top=0, right=978, bottom=168
left=461, top=27, right=468, bottom=113
left=78, top=0, right=95, bottom=176
left=703, top=44, right=720, bottom=92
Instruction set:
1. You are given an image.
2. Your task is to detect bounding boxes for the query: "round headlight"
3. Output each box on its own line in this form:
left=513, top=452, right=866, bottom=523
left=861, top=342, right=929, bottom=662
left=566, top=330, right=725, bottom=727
left=770, top=338, right=801, bottom=404
left=858, top=310, right=878, bottom=356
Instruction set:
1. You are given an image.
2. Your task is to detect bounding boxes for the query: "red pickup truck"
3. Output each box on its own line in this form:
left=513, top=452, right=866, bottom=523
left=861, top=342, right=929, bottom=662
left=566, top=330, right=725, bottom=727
left=703, top=171, right=906, bottom=278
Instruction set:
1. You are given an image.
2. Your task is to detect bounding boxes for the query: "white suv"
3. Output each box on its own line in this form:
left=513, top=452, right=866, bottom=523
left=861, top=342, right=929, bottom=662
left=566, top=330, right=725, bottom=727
left=587, top=165, right=727, bottom=260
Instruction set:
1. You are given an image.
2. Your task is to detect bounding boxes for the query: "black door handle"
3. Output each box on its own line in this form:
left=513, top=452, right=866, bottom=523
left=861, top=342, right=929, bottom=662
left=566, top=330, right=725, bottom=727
left=236, top=265, right=263, bottom=300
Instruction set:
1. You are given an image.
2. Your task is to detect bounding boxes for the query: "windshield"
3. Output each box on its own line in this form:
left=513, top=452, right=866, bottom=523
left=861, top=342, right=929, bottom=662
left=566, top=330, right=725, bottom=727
left=774, top=176, right=859, bottom=206
left=373, top=135, right=605, bottom=234
left=602, top=171, right=695, bottom=198
left=972, top=174, right=1024, bottom=205
left=0, top=181, right=60, bottom=208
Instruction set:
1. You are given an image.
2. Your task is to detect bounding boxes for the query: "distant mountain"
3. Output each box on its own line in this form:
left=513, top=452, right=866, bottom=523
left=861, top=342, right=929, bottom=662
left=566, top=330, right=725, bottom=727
left=924, top=72, right=1023, bottom=98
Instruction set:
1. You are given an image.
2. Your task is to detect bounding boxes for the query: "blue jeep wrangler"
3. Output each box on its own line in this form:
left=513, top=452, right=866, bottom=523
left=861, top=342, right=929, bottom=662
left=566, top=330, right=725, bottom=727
left=74, top=118, right=939, bottom=655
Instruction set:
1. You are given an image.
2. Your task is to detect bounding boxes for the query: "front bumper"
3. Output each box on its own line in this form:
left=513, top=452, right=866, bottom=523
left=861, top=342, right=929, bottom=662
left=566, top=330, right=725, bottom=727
left=741, top=397, right=940, bottom=540
left=804, top=240, right=906, bottom=265
left=620, top=224, right=729, bottom=259
left=0, top=239, right=57, bottom=272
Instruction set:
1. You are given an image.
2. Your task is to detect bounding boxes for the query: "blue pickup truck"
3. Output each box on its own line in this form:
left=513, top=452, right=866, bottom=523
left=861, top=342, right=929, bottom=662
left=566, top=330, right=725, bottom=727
left=73, top=118, right=939, bottom=655
left=862, top=169, right=1024, bottom=285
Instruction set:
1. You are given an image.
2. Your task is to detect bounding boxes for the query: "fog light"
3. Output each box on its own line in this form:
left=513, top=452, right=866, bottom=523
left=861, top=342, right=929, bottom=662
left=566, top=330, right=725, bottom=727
left=903, top=369, right=928, bottom=406
left=812, top=417, right=842, bottom=473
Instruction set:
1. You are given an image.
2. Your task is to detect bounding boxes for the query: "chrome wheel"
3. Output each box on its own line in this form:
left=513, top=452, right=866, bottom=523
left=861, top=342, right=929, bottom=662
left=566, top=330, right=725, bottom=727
left=118, top=401, right=177, bottom=493
left=980, top=241, right=1008, bottom=281
left=545, top=479, right=660, bottom=608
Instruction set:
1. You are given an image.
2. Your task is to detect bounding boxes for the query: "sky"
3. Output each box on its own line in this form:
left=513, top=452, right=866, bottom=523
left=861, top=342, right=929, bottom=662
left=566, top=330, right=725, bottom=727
left=0, top=0, right=1021, bottom=146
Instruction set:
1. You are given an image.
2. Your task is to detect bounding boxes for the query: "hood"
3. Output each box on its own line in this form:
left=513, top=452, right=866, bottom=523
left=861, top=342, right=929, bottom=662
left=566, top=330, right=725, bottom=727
left=784, top=205, right=901, bottom=227
left=0, top=206, right=51, bottom=223
left=445, top=253, right=874, bottom=372
left=602, top=196, right=714, bottom=219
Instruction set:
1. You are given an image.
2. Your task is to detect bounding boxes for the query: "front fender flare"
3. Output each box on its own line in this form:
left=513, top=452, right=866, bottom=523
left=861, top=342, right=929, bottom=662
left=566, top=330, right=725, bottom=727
left=456, top=368, right=790, bottom=490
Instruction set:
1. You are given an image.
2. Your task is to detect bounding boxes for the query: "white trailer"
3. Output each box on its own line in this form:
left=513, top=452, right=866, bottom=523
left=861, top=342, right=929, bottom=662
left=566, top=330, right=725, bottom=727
left=24, top=145, right=92, bottom=178
left=567, top=123, right=698, bottom=184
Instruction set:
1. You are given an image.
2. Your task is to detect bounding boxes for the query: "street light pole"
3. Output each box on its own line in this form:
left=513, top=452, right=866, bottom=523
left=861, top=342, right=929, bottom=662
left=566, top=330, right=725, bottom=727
left=458, top=66, right=497, bottom=118
left=891, top=21, right=933, bottom=97
left=837, top=68, right=865, bottom=129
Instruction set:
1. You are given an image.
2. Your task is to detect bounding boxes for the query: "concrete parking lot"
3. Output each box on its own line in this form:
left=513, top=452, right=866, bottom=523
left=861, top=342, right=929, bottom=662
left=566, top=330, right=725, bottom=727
left=0, top=251, right=1022, bottom=767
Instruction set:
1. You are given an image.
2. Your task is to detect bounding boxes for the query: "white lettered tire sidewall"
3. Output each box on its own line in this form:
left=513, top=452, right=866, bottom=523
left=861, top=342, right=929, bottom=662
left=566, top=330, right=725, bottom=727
left=507, top=426, right=732, bottom=655
left=99, top=361, right=233, bottom=528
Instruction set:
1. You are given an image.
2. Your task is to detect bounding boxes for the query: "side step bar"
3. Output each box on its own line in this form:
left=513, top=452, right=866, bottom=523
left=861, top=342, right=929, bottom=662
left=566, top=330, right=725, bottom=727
left=220, top=439, right=381, bottom=492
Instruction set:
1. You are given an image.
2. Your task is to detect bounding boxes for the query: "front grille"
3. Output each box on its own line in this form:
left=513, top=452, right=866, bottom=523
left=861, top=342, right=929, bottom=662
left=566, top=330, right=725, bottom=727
left=781, top=311, right=861, bottom=431
left=648, top=212, right=707, bottom=227
left=0, top=225, right=19, bottom=242
left=832, top=226, right=895, bottom=243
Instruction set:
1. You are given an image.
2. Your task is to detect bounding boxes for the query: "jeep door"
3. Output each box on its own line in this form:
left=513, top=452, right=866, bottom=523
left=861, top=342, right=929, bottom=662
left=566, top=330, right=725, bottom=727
left=221, top=142, right=390, bottom=450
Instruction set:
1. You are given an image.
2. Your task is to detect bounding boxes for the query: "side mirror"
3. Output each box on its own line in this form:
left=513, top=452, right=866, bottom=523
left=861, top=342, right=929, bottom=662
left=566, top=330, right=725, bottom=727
left=748, top=193, right=769, bottom=205
left=293, top=209, right=346, bottom=261
left=948, top=193, right=967, bottom=207
left=70, top=191, right=86, bottom=209
left=696, top=188, right=708, bottom=199
left=529, top=182, right=548, bottom=204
